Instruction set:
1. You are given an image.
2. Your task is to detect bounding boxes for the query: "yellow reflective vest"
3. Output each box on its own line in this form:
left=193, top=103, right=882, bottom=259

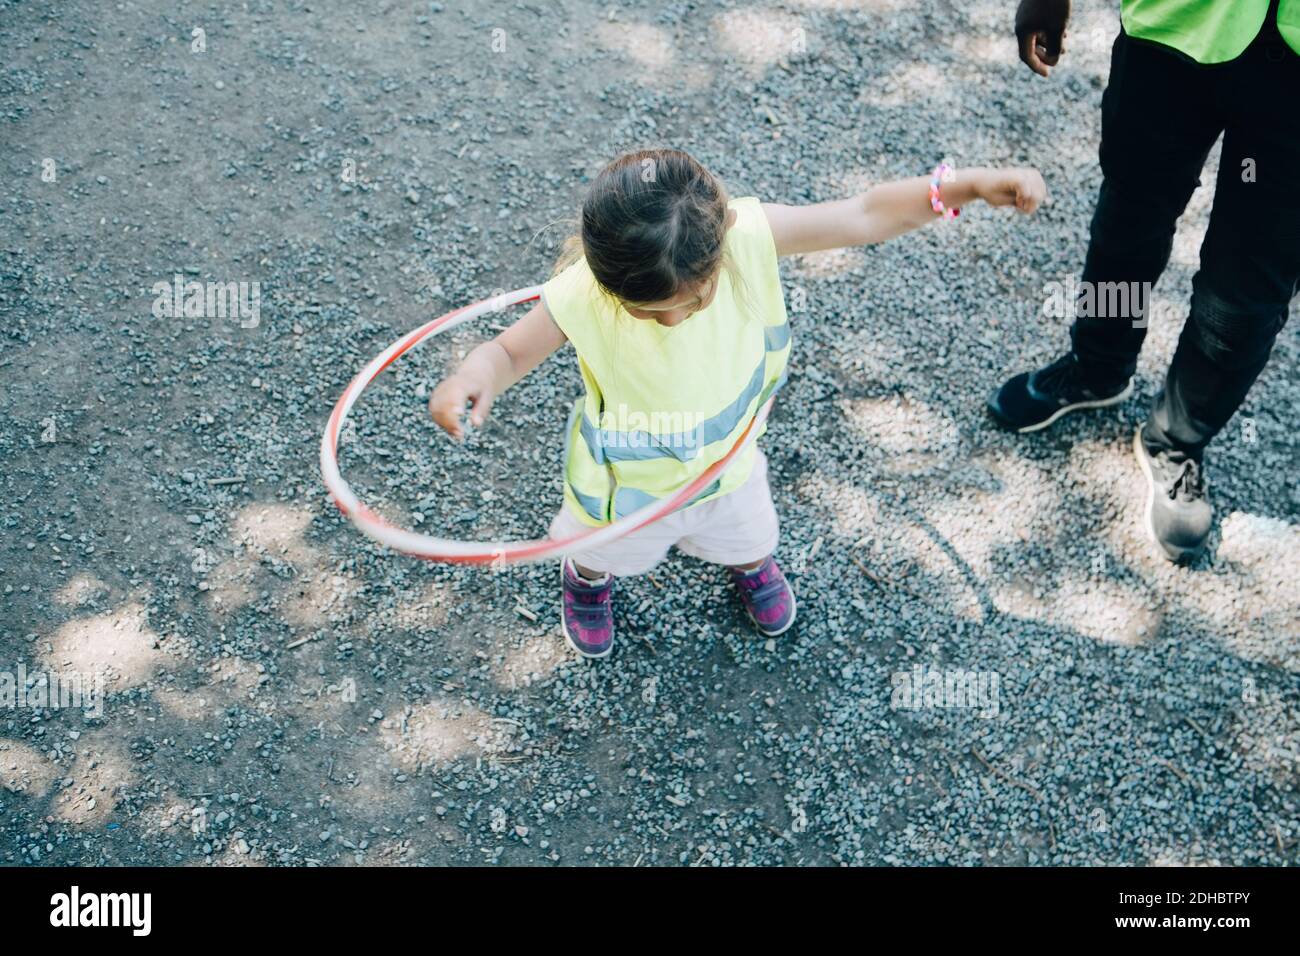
left=542, top=197, right=791, bottom=527
left=1122, top=0, right=1300, bottom=64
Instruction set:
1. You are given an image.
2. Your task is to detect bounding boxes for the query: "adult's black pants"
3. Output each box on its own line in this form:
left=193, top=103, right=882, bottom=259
left=1071, top=20, right=1300, bottom=460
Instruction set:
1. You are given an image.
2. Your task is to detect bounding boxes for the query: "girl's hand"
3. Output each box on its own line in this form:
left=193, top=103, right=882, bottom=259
left=430, top=373, right=496, bottom=441
left=979, top=167, right=1047, bottom=213
left=426, top=301, right=567, bottom=442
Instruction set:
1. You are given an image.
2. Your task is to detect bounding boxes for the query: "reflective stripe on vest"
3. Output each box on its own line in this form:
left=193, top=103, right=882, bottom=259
left=579, top=328, right=789, bottom=466
left=606, top=369, right=788, bottom=520
left=565, top=345, right=789, bottom=523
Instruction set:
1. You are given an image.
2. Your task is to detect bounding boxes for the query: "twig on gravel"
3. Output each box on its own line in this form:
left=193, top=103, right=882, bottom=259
left=1154, top=756, right=1194, bottom=787
left=1185, top=716, right=1215, bottom=744
left=207, top=475, right=246, bottom=486
left=286, top=633, right=319, bottom=650
left=937, top=745, right=964, bottom=785
left=1024, top=664, right=1055, bottom=700
left=970, top=746, right=1055, bottom=850
left=970, top=746, right=1042, bottom=800
left=761, top=822, right=788, bottom=841
left=928, top=771, right=949, bottom=799
left=853, top=557, right=888, bottom=587
left=853, top=557, right=925, bottom=602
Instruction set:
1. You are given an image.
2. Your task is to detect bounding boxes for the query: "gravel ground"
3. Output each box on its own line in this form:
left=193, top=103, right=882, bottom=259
left=1, top=0, right=1297, bottom=866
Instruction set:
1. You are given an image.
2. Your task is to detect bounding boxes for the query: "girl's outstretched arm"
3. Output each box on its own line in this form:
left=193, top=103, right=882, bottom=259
left=762, top=166, right=1046, bottom=256
left=429, top=301, right=566, bottom=440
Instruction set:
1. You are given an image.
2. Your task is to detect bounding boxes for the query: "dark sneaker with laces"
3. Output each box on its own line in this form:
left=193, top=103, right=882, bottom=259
left=560, top=558, right=614, bottom=658
left=1132, top=424, right=1212, bottom=563
left=729, top=556, right=796, bottom=637
left=988, top=352, right=1133, bottom=433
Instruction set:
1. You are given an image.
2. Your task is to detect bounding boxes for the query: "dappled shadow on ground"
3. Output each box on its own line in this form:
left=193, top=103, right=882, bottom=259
left=1, top=0, right=1295, bottom=866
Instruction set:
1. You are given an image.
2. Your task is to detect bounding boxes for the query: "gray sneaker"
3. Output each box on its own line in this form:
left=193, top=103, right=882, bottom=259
left=1132, top=424, right=1212, bottom=563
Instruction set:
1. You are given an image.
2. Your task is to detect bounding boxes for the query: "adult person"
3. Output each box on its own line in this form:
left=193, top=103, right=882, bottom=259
left=988, top=0, right=1299, bottom=562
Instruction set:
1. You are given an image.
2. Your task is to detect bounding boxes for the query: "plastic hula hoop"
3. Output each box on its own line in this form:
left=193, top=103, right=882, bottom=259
left=319, top=285, right=776, bottom=565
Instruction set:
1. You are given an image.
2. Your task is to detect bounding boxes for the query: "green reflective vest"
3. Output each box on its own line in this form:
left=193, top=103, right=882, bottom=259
left=542, top=197, right=791, bottom=527
left=1122, top=0, right=1300, bottom=63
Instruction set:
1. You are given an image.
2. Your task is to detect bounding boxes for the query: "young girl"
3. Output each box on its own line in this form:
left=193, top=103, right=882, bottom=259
left=430, top=149, right=1045, bottom=658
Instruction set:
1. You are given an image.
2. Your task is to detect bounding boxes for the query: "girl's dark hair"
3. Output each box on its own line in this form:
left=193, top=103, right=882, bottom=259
left=558, top=148, right=731, bottom=304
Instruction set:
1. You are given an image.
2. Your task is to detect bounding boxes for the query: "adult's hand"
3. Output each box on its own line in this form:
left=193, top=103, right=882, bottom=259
left=1015, top=0, right=1071, bottom=77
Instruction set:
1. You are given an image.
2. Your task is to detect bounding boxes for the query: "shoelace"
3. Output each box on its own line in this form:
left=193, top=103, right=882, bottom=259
left=1168, top=458, right=1205, bottom=501
left=1030, top=354, right=1080, bottom=396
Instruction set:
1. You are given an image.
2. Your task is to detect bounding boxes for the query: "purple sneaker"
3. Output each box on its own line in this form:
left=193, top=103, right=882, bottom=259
left=560, top=558, right=615, bottom=658
left=729, top=556, right=796, bottom=637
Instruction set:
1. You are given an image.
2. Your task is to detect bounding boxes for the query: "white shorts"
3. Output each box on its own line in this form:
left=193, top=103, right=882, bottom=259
left=548, top=449, right=780, bottom=576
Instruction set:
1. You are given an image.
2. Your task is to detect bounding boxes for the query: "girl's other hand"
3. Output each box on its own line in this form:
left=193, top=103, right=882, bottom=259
left=426, top=301, right=566, bottom=441
left=979, top=167, right=1047, bottom=213
left=429, top=374, right=496, bottom=441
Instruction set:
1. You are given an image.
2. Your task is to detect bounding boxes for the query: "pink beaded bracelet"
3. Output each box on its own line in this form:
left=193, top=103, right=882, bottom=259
left=929, top=162, right=960, bottom=220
